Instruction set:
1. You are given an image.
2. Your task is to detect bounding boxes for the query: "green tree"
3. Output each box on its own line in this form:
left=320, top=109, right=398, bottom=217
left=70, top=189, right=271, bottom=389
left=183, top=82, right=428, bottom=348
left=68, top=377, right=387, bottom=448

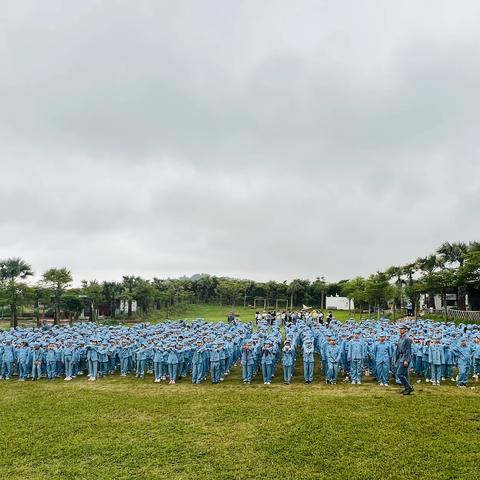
left=62, top=291, right=84, bottom=324
left=420, top=269, right=458, bottom=321
left=364, top=272, right=392, bottom=320
left=0, top=257, right=34, bottom=328
left=385, top=266, right=406, bottom=319
left=310, top=277, right=327, bottom=309
left=102, top=281, right=122, bottom=318
left=121, top=275, right=141, bottom=318
left=81, top=280, right=104, bottom=322
left=437, top=242, right=469, bottom=267
left=134, top=279, right=157, bottom=314
left=217, top=278, right=243, bottom=307
left=401, top=262, right=418, bottom=286
left=458, top=249, right=480, bottom=291
left=415, top=255, right=443, bottom=308
left=405, top=281, right=422, bottom=319
left=341, top=277, right=366, bottom=318
left=30, top=284, right=48, bottom=327
left=42, top=268, right=73, bottom=325
left=287, top=279, right=309, bottom=308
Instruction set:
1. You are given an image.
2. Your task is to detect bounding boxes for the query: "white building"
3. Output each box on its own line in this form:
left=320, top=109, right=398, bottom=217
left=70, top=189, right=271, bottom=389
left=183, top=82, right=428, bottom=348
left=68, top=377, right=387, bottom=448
left=119, top=300, right=137, bottom=314
left=326, top=295, right=354, bottom=310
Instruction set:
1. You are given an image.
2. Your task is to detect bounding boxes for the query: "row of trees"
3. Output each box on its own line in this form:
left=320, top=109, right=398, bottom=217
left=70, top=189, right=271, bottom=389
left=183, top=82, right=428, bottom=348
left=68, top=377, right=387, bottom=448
left=1, top=241, right=479, bottom=327
left=0, top=262, right=336, bottom=327
left=340, top=241, right=480, bottom=320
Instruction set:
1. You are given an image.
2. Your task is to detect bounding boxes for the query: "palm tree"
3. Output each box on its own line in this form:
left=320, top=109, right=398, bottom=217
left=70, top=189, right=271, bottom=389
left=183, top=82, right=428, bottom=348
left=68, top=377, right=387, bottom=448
left=42, top=268, right=73, bottom=325
left=102, top=281, right=122, bottom=318
left=287, top=279, right=307, bottom=309
left=437, top=242, right=468, bottom=267
left=384, top=266, right=405, bottom=319
left=0, top=257, right=34, bottom=328
left=437, top=242, right=469, bottom=309
left=402, top=262, right=417, bottom=286
left=415, top=255, right=444, bottom=309
left=81, top=280, right=104, bottom=322
left=401, top=262, right=419, bottom=317
left=122, top=276, right=141, bottom=318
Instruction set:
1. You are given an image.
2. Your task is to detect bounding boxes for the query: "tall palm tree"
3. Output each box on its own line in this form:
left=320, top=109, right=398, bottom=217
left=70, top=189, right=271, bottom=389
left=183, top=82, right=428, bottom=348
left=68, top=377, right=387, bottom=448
left=416, top=255, right=443, bottom=309
left=102, top=281, right=122, bottom=318
left=0, top=257, right=34, bottom=328
left=287, top=279, right=307, bottom=309
left=121, top=276, right=141, bottom=318
left=437, top=242, right=468, bottom=267
left=401, top=262, right=420, bottom=317
left=42, top=268, right=73, bottom=325
left=384, top=266, right=405, bottom=318
left=437, top=242, right=469, bottom=309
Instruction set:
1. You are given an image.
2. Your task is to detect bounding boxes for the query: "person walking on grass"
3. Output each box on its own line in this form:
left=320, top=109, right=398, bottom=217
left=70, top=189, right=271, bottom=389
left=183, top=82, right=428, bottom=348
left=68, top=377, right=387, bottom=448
left=395, top=323, right=414, bottom=395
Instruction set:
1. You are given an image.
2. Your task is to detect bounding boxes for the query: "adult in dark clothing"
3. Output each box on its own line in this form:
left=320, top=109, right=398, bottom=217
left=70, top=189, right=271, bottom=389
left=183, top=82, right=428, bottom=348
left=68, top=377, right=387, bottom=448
left=395, top=323, right=414, bottom=395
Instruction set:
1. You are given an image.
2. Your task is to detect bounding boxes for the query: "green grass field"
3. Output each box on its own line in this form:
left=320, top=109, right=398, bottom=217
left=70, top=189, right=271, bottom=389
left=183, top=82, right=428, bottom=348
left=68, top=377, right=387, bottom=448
left=146, top=303, right=357, bottom=323
left=1, top=305, right=479, bottom=480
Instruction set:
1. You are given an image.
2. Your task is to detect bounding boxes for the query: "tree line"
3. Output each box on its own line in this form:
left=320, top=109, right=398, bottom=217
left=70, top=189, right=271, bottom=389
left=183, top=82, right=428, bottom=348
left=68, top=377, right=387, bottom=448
left=1, top=241, right=479, bottom=327
left=341, top=241, right=480, bottom=320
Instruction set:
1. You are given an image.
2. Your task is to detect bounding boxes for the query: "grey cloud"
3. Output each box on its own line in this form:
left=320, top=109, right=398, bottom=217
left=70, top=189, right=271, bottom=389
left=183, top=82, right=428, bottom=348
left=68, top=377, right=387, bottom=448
left=1, top=0, right=479, bottom=284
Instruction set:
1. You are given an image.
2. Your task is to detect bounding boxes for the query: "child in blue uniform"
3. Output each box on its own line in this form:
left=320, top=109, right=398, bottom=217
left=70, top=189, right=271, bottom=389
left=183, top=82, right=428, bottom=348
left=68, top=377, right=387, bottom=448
left=472, top=334, right=480, bottom=382
left=153, top=343, right=164, bottom=383
left=31, top=343, right=43, bottom=380
left=422, top=339, right=432, bottom=383
left=241, top=341, right=254, bottom=384
left=210, top=343, right=221, bottom=384
left=452, top=337, right=473, bottom=388
left=372, top=333, right=391, bottom=386
left=348, top=331, right=365, bottom=385
left=326, top=336, right=342, bottom=385
left=1, top=339, right=16, bottom=380
left=282, top=341, right=294, bottom=385
left=167, top=344, right=179, bottom=384
left=87, top=340, right=99, bottom=381
left=62, top=340, right=75, bottom=381
left=46, top=343, right=57, bottom=380
left=303, top=338, right=314, bottom=384
left=428, top=335, right=445, bottom=386
left=261, top=341, right=274, bottom=385
left=191, top=341, right=205, bottom=384
left=135, top=343, right=148, bottom=379
left=16, top=341, right=31, bottom=381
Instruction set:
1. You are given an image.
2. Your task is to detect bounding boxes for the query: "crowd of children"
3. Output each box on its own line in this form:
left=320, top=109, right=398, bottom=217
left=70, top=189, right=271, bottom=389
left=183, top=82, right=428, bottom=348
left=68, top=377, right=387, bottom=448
left=1, top=313, right=479, bottom=388
left=0, top=320, right=249, bottom=384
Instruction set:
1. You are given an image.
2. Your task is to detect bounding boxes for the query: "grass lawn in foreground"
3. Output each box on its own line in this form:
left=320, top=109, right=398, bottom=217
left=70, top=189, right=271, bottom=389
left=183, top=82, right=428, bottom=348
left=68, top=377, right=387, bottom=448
left=1, top=305, right=479, bottom=479
left=1, top=360, right=479, bottom=480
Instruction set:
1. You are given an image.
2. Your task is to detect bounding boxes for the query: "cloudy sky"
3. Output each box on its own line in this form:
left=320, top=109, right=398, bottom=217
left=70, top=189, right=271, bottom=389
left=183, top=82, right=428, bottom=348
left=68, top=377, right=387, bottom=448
left=1, top=1, right=479, bottom=284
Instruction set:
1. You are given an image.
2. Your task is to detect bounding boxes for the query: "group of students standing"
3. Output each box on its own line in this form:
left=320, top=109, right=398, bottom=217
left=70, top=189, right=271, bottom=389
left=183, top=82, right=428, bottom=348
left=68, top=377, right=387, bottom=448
left=1, top=314, right=479, bottom=390
left=0, top=320, right=249, bottom=384
left=244, top=315, right=480, bottom=390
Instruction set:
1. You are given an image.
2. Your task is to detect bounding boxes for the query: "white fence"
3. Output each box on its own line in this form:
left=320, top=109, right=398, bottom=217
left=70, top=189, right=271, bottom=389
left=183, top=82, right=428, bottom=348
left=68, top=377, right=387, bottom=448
left=431, top=309, right=480, bottom=322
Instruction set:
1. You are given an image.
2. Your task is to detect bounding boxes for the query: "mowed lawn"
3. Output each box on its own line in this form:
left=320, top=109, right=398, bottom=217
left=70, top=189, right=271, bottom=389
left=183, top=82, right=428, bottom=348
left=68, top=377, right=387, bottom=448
left=1, top=306, right=479, bottom=479
left=146, top=304, right=357, bottom=323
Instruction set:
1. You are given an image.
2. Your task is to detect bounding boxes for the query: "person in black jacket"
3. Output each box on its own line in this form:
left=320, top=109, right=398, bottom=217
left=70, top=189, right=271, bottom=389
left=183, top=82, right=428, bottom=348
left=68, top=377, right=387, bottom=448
left=395, top=323, right=414, bottom=395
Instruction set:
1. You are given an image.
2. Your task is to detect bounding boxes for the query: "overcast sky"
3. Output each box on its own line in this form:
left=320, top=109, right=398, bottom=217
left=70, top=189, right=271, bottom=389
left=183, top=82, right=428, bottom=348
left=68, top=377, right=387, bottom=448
left=1, top=1, right=479, bottom=284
